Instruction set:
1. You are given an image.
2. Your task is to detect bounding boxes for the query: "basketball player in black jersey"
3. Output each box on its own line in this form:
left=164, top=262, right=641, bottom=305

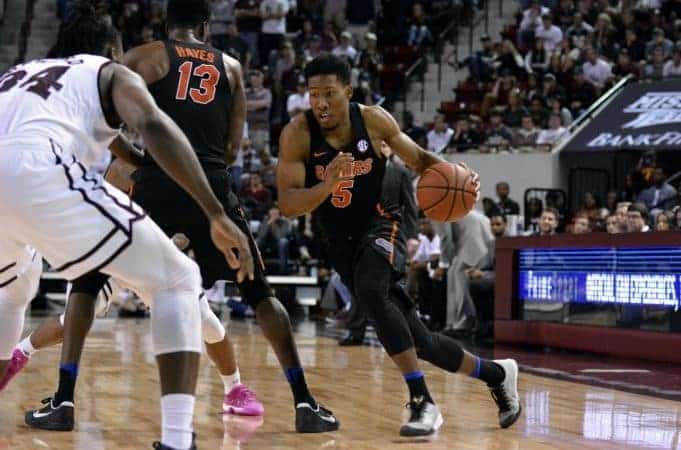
left=278, top=54, right=522, bottom=436
left=24, top=0, right=338, bottom=440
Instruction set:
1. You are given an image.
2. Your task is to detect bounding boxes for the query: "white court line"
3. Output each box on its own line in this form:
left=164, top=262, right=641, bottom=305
left=580, top=369, right=652, bottom=374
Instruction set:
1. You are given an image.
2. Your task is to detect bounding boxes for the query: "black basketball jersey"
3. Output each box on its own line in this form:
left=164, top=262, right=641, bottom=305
left=304, top=103, right=388, bottom=238
left=145, top=39, right=231, bottom=167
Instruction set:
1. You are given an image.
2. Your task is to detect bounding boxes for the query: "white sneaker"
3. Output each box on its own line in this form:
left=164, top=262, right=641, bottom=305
left=399, top=397, right=443, bottom=436
left=490, top=359, right=521, bottom=428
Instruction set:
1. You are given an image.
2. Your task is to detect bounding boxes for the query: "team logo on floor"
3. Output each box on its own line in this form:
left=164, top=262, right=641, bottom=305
left=357, top=139, right=369, bottom=153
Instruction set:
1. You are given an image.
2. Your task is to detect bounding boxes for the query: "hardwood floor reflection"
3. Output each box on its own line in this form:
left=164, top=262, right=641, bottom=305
left=1, top=318, right=680, bottom=449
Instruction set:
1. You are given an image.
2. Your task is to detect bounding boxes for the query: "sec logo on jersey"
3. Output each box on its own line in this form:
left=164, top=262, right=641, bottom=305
left=357, top=139, right=369, bottom=153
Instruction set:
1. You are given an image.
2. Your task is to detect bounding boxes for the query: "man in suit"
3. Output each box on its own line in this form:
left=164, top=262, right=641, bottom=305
left=466, top=213, right=507, bottom=338
left=637, top=168, right=677, bottom=218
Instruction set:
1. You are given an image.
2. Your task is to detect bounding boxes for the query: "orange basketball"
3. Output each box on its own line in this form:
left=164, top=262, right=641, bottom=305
left=417, top=162, right=478, bottom=222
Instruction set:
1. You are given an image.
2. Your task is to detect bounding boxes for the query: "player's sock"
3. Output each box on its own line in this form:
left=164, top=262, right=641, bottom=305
left=220, top=368, right=241, bottom=394
left=404, top=370, right=434, bottom=404
left=17, top=336, right=36, bottom=357
left=54, top=363, right=78, bottom=405
left=161, top=394, right=194, bottom=450
left=285, top=367, right=316, bottom=407
left=469, top=356, right=505, bottom=387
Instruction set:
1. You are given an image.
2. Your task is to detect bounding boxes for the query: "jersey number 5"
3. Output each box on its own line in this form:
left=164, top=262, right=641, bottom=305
left=331, top=180, right=354, bottom=208
left=175, top=61, right=220, bottom=105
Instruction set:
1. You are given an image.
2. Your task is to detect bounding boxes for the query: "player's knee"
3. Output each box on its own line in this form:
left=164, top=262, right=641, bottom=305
left=0, top=257, right=41, bottom=310
left=200, top=296, right=225, bottom=344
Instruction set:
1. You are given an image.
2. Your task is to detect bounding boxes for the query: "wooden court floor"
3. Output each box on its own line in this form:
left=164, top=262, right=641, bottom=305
left=2, top=317, right=681, bottom=450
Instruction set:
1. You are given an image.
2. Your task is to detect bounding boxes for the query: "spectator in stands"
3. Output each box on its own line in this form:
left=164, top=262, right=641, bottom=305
left=541, top=73, right=566, bottom=102
left=240, top=173, right=272, bottom=222
left=293, top=18, right=315, bottom=52
left=496, top=181, right=520, bottom=216
left=496, top=40, right=525, bottom=78
left=612, top=49, right=641, bottom=79
left=664, top=46, right=681, bottom=77
left=605, top=214, right=619, bottom=233
left=324, top=0, right=346, bottom=30
left=426, top=114, right=454, bottom=154
left=483, top=111, right=514, bottom=150
left=554, top=0, right=577, bottom=29
left=638, top=168, right=678, bottom=212
left=286, top=77, right=310, bottom=119
left=512, top=115, right=540, bottom=148
left=549, top=97, right=573, bottom=126
left=627, top=203, right=650, bottom=232
left=621, top=28, right=645, bottom=63
left=656, top=211, right=672, bottom=231
left=582, top=48, right=613, bottom=91
left=467, top=34, right=499, bottom=82
left=345, top=0, right=375, bottom=49
left=402, top=110, right=427, bottom=144
left=576, top=191, right=601, bottom=224
left=566, top=12, right=593, bottom=49
left=321, top=21, right=339, bottom=51
left=645, top=27, right=674, bottom=61
left=465, top=212, right=507, bottom=339
left=537, top=113, right=568, bottom=147
left=217, top=21, right=251, bottom=69
left=605, top=190, right=618, bottom=213
left=407, top=2, right=433, bottom=49
left=211, top=0, right=235, bottom=51
left=241, top=137, right=262, bottom=175
left=535, top=14, right=564, bottom=53
left=593, top=12, right=617, bottom=61
left=568, top=66, right=597, bottom=115
left=644, top=46, right=667, bottom=79
left=674, top=207, right=681, bottom=230
left=614, top=201, right=632, bottom=233
left=258, top=148, right=277, bottom=189
left=503, top=89, right=529, bottom=128
left=529, top=96, right=549, bottom=128
left=257, top=206, right=292, bottom=274
left=303, top=34, right=324, bottom=62
left=272, top=41, right=297, bottom=93
left=355, top=32, right=382, bottom=82
left=332, top=30, right=358, bottom=62
left=525, top=38, right=550, bottom=76
left=520, top=0, right=550, bottom=47
left=246, top=69, right=272, bottom=152
left=571, top=213, right=591, bottom=234
left=410, top=219, right=443, bottom=330
left=447, top=117, right=481, bottom=153
left=537, top=207, right=559, bottom=236
left=234, top=0, right=262, bottom=65
left=259, top=0, right=288, bottom=65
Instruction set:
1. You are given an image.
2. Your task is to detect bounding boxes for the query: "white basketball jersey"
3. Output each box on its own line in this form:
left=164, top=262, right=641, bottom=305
left=0, top=54, right=119, bottom=167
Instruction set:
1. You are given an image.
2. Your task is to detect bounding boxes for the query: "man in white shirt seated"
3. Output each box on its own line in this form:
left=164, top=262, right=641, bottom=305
left=409, top=219, right=445, bottom=330
left=663, top=46, right=681, bottom=77
left=536, top=113, right=568, bottom=148
left=582, top=47, right=613, bottom=91
left=332, top=30, right=358, bottom=62
left=426, top=114, right=454, bottom=153
left=286, top=78, right=310, bottom=119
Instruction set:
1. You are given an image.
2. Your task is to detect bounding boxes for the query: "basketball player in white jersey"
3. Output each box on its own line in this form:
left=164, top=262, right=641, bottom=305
left=0, top=3, right=254, bottom=449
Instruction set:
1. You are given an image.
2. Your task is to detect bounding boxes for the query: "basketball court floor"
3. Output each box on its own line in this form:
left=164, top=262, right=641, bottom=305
left=2, top=316, right=681, bottom=450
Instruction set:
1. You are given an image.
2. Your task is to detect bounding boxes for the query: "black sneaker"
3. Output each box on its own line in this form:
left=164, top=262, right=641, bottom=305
left=295, top=402, right=340, bottom=432
left=25, top=397, right=74, bottom=431
left=399, top=397, right=443, bottom=436
left=152, top=433, right=197, bottom=449
left=489, top=359, right=522, bottom=429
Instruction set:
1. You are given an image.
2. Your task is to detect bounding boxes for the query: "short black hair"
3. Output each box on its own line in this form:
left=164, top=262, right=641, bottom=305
left=52, top=1, right=113, bottom=58
left=167, top=0, right=211, bottom=28
left=628, top=202, right=649, bottom=220
left=490, top=213, right=507, bottom=223
left=304, top=53, right=351, bottom=85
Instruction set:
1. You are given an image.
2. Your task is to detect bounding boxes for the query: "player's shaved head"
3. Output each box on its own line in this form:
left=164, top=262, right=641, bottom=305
left=52, top=0, right=113, bottom=57
left=166, top=0, right=212, bottom=28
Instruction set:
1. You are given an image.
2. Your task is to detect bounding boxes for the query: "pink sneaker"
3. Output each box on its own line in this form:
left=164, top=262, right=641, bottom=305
left=0, top=349, right=29, bottom=392
left=223, top=384, right=264, bottom=416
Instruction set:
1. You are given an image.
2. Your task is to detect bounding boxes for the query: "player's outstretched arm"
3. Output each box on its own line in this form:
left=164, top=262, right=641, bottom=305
left=107, top=63, right=254, bottom=280
left=365, top=105, right=444, bottom=174
left=276, top=117, right=353, bottom=218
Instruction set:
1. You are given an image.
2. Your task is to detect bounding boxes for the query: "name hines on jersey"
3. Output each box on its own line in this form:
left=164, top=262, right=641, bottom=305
left=315, top=159, right=373, bottom=181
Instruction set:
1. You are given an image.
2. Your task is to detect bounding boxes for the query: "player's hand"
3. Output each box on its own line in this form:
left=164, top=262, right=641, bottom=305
left=209, top=215, right=255, bottom=283
left=323, top=152, right=354, bottom=192
left=457, top=162, right=481, bottom=202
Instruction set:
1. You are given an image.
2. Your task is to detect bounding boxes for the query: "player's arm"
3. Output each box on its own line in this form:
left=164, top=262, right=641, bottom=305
left=223, top=54, right=246, bottom=166
left=276, top=117, right=353, bottom=218
left=364, top=105, right=444, bottom=174
left=109, top=134, right=144, bottom=167
left=108, top=63, right=254, bottom=280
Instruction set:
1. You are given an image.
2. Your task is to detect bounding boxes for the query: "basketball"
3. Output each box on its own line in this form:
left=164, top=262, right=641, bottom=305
left=417, top=162, right=477, bottom=222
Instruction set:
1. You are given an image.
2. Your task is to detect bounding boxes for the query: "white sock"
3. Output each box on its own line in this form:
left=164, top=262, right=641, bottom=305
left=220, top=368, right=241, bottom=394
left=161, top=394, right=195, bottom=450
left=17, top=336, right=36, bottom=357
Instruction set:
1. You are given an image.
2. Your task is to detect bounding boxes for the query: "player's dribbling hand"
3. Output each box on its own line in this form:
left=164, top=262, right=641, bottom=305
left=324, top=152, right=354, bottom=192
left=210, top=215, right=255, bottom=283
left=457, top=162, right=481, bottom=202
